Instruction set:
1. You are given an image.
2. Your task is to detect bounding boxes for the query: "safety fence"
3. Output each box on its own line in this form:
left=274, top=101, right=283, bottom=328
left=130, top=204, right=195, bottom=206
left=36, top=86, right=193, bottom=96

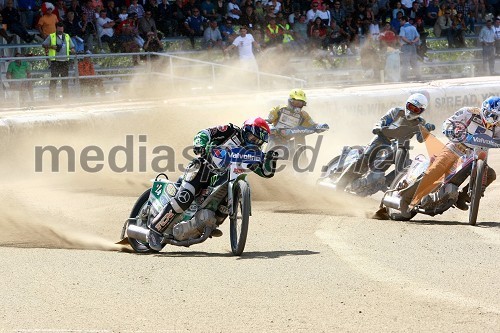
left=0, top=51, right=306, bottom=104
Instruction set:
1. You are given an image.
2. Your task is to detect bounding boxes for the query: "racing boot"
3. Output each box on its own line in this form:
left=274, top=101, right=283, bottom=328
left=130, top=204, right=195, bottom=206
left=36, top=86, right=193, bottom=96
left=148, top=200, right=183, bottom=251
left=210, top=229, right=223, bottom=237
left=455, top=186, right=470, bottom=211
left=210, top=201, right=228, bottom=238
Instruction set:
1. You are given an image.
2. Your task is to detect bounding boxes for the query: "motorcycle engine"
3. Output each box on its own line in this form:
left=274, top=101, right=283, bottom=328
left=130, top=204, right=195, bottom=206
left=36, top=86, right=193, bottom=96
left=350, top=172, right=387, bottom=196
left=420, top=183, right=459, bottom=209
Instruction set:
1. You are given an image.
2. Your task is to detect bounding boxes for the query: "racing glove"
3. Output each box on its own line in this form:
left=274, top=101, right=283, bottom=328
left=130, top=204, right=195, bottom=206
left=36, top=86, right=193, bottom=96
left=424, top=123, right=436, bottom=131
left=193, top=145, right=206, bottom=157
left=316, top=123, right=330, bottom=132
left=372, top=127, right=382, bottom=135
left=261, top=150, right=279, bottom=178
left=265, top=150, right=279, bottom=161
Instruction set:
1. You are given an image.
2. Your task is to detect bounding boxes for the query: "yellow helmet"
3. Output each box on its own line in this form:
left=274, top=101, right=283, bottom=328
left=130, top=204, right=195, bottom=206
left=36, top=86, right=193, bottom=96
left=289, top=88, right=307, bottom=103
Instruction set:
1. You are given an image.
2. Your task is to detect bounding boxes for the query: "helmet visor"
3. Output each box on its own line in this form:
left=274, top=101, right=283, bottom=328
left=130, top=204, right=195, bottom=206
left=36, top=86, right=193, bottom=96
left=406, top=102, right=425, bottom=115
left=291, top=98, right=306, bottom=107
left=244, top=130, right=268, bottom=146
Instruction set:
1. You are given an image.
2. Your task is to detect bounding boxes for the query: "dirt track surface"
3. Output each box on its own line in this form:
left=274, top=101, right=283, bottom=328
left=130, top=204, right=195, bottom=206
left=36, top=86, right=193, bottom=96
left=0, top=96, right=499, bottom=332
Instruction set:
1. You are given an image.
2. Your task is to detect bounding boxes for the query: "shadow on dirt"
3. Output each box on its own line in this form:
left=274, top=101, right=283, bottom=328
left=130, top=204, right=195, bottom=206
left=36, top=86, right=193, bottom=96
left=405, top=219, right=500, bottom=228
left=154, top=249, right=320, bottom=259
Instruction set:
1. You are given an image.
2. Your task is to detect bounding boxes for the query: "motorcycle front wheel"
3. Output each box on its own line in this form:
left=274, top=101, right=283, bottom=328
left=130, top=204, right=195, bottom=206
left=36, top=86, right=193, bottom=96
left=469, top=159, right=485, bottom=226
left=126, top=188, right=158, bottom=253
left=230, top=180, right=250, bottom=256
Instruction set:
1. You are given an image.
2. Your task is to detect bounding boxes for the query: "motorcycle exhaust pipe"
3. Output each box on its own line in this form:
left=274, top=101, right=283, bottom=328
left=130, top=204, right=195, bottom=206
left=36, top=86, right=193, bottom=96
left=318, top=181, right=337, bottom=191
left=127, top=223, right=149, bottom=242
left=382, top=196, right=401, bottom=210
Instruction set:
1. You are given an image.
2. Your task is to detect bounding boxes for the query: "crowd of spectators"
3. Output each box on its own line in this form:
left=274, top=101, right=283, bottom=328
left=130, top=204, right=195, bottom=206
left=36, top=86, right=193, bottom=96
left=1, top=0, right=499, bottom=76
left=0, top=0, right=498, bottom=51
left=0, top=0, right=499, bottom=55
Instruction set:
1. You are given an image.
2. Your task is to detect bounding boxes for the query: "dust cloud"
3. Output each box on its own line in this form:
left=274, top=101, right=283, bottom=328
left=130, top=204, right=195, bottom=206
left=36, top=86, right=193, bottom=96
left=0, top=59, right=382, bottom=251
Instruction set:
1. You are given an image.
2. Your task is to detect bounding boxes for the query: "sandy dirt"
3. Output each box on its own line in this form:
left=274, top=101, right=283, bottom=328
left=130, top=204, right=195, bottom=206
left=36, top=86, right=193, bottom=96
left=0, top=88, right=499, bottom=332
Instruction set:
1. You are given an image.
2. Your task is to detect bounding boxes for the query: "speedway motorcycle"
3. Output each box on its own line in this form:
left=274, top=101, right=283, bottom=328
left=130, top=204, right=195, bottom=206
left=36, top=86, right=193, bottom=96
left=376, top=133, right=500, bottom=225
left=317, top=125, right=424, bottom=197
left=267, top=124, right=329, bottom=166
left=119, top=146, right=266, bottom=255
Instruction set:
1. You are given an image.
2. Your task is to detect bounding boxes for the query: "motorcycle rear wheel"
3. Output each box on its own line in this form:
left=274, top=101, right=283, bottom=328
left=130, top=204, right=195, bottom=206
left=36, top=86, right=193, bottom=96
left=468, top=160, right=484, bottom=226
left=230, top=180, right=250, bottom=256
left=127, top=188, right=158, bottom=253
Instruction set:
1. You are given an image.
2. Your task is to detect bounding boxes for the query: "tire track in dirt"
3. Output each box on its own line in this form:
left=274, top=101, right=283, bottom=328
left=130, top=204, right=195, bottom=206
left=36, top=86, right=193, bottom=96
left=315, top=227, right=500, bottom=315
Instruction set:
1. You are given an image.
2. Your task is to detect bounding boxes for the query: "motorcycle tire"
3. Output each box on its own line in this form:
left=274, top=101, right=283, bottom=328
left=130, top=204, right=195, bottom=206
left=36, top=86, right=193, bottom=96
left=320, top=145, right=363, bottom=180
left=127, top=188, right=158, bottom=253
left=230, top=180, right=250, bottom=256
left=319, top=156, right=340, bottom=179
left=468, top=159, right=484, bottom=226
left=385, top=169, right=416, bottom=221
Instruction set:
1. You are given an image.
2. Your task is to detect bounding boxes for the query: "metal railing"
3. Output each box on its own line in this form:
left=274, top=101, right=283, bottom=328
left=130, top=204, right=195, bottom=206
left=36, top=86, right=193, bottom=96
left=0, top=51, right=306, bottom=103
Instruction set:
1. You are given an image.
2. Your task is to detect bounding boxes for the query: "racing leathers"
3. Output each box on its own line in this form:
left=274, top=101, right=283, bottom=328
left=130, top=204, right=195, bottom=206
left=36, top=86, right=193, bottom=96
left=354, top=107, right=435, bottom=175
left=266, top=104, right=328, bottom=155
left=409, top=107, right=498, bottom=209
left=148, top=123, right=277, bottom=250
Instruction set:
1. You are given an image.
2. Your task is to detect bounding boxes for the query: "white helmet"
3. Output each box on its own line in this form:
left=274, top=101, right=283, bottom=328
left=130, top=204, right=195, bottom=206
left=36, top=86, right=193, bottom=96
left=405, top=93, right=428, bottom=120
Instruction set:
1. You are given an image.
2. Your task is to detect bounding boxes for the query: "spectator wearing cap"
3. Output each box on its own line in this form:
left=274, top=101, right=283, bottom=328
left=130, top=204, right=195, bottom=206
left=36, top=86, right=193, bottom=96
left=184, top=7, right=208, bottom=48
left=203, top=19, right=222, bottom=49
left=42, top=22, right=76, bottom=99
left=479, top=18, right=497, bottom=75
left=1, top=0, right=35, bottom=42
left=38, top=2, right=59, bottom=39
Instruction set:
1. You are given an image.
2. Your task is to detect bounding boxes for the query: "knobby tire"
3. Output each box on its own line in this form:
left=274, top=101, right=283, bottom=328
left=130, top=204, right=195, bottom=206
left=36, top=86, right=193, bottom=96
left=230, top=180, right=250, bottom=256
